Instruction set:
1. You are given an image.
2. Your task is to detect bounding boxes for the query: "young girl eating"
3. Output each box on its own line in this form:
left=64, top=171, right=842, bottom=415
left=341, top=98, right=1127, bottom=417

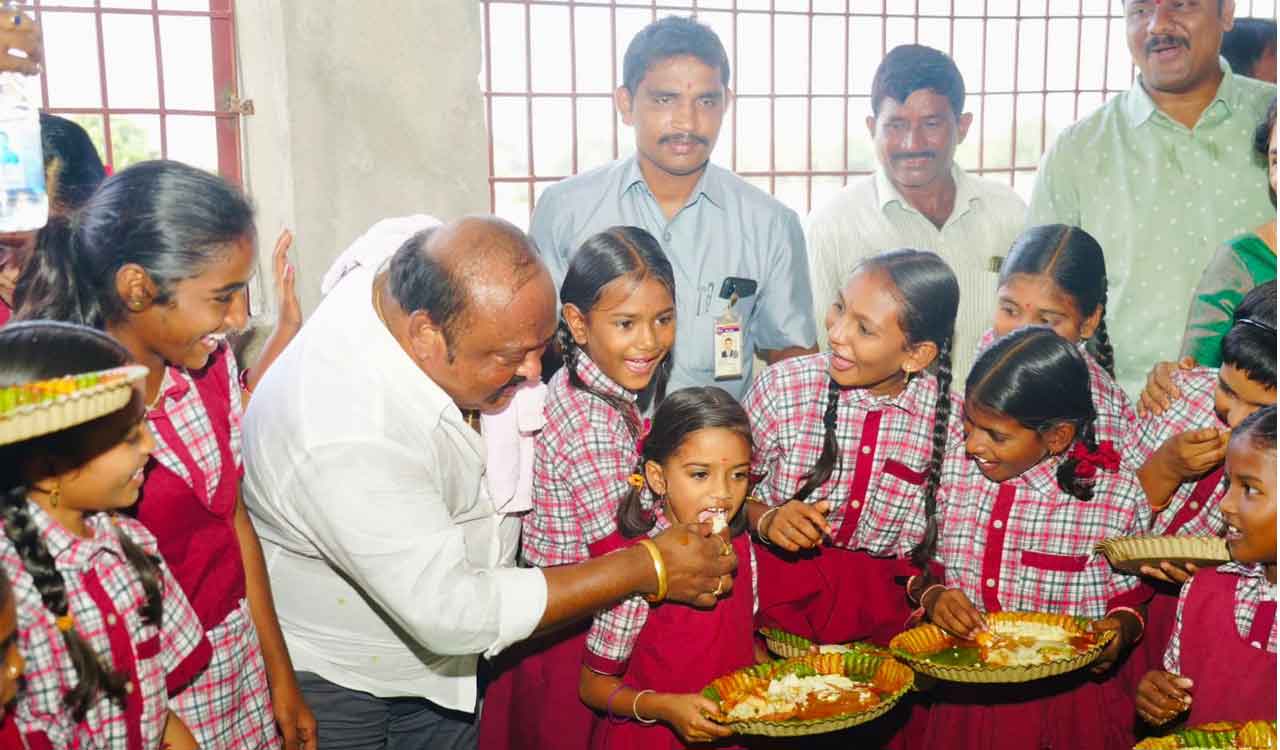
left=1136, top=405, right=1276, bottom=729
left=921, top=326, right=1149, bottom=750
left=0, top=321, right=210, bottom=749
left=16, top=160, right=311, bottom=748
left=579, top=387, right=755, bottom=750
left=744, top=247, right=958, bottom=647
left=480, top=226, right=676, bottom=750
left=981, top=223, right=1133, bottom=446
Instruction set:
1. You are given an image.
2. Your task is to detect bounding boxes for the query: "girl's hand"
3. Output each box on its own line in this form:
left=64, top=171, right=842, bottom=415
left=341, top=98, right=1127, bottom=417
left=1136, top=670, right=1193, bottom=726
left=1152, top=428, right=1230, bottom=483
left=1088, top=613, right=1141, bottom=674
left=763, top=500, right=832, bottom=551
left=271, top=229, right=302, bottom=333
left=925, top=587, right=986, bottom=639
left=649, top=692, right=733, bottom=745
left=1138, top=560, right=1199, bottom=586
left=1138, top=356, right=1196, bottom=417
left=271, top=677, right=317, bottom=750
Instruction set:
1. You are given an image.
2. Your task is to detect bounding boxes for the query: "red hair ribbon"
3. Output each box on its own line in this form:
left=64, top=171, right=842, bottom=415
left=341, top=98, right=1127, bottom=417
left=1069, top=440, right=1121, bottom=480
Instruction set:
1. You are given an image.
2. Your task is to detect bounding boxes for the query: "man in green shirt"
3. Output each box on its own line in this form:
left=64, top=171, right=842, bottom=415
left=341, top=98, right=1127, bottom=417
left=1028, top=0, right=1275, bottom=396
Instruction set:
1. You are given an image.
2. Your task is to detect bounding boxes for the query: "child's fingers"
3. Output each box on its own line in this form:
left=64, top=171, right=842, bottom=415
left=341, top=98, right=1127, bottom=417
left=272, top=229, right=293, bottom=276
left=1138, top=563, right=1176, bottom=584
left=1158, top=560, right=1194, bottom=585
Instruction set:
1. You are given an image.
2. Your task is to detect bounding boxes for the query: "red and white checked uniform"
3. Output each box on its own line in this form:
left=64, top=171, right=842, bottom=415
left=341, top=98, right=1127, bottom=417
left=744, top=352, right=955, bottom=556
left=1123, top=367, right=1228, bottom=537
left=144, top=347, right=278, bottom=749
left=936, top=449, right=1151, bottom=619
left=1165, top=562, right=1278, bottom=672
left=584, top=513, right=758, bottom=673
left=2, top=507, right=210, bottom=750
left=522, top=355, right=643, bottom=567
left=977, top=328, right=1135, bottom=447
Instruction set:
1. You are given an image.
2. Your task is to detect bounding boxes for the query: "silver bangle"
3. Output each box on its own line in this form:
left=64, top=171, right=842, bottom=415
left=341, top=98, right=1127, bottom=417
left=755, top=506, right=780, bottom=543
left=632, top=689, right=657, bottom=724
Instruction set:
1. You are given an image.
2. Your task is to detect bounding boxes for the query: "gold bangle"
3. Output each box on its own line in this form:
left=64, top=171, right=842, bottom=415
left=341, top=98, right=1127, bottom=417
left=638, top=539, right=667, bottom=604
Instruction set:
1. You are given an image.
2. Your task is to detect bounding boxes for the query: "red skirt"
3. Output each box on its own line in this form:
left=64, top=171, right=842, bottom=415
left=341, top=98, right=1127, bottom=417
left=479, top=621, right=594, bottom=750
left=923, top=671, right=1135, bottom=750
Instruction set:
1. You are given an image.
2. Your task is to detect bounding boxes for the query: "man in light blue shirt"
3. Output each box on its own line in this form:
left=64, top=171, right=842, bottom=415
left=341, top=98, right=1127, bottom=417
left=529, top=15, right=817, bottom=400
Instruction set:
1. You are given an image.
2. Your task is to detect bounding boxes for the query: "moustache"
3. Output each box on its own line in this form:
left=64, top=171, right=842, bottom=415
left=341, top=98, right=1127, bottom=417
left=659, top=133, right=709, bottom=147
left=891, top=151, right=937, bottom=162
left=487, top=374, right=527, bottom=403
left=1146, top=35, right=1189, bottom=54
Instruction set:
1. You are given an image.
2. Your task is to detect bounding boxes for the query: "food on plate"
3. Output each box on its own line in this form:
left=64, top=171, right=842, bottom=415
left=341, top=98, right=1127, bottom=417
left=891, top=612, right=1110, bottom=675
left=1133, top=719, right=1277, bottom=749
left=714, top=657, right=896, bottom=723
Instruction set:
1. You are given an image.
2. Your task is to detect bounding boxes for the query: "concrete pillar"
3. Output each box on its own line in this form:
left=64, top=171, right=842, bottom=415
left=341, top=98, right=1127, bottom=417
left=235, top=0, right=490, bottom=318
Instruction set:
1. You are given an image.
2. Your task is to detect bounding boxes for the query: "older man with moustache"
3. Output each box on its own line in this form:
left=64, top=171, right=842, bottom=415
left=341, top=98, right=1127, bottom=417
left=240, top=216, right=734, bottom=750
left=1029, top=0, right=1275, bottom=397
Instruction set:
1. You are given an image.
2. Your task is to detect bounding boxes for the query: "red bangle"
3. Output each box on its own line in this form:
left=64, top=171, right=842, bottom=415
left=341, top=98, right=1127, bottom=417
left=1106, top=606, right=1145, bottom=643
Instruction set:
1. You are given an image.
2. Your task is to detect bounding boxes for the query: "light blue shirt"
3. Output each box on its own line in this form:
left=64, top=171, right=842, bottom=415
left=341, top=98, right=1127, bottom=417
left=530, top=156, right=818, bottom=400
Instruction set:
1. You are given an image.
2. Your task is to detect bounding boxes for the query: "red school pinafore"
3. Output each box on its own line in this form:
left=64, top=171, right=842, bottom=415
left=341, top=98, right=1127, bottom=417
left=586, top=531, right=756, bottom=750
left=1177, top=566, right=1277, bottom=724
left=137, top=345, right=278, bottom=749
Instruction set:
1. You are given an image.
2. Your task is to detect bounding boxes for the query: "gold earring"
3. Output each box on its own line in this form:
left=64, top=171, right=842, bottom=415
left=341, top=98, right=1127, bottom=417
left=48, top=482, right=60, bottom=508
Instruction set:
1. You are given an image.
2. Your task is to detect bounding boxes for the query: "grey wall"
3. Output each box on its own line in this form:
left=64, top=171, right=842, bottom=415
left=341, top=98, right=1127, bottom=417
left=236, top=0, right=490, bottom=317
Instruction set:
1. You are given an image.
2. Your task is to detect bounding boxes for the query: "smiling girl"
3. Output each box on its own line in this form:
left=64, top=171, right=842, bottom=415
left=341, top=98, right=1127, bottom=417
left=0, top=321, right=210, bottom=749
left=480, top=226, right=676, bottom=750
left=16, top=161, right=311, bottom=748
left=578, top=386, right=755, bottom=749
left=922, top=326, right=1150, bottom=750
left=1136, top=405, right=1276, bottom=728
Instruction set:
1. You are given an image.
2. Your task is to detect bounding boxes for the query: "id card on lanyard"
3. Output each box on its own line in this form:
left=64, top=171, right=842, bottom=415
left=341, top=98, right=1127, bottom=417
left=713, top=277, right=757, bottom=381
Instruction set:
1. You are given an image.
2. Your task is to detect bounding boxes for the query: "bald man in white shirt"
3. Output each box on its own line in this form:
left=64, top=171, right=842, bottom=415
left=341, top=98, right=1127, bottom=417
left=241, top=216, right=733, bottom=749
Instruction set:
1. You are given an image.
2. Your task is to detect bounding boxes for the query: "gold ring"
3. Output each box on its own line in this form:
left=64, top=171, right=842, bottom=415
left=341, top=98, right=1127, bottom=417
left=713, top=577, right=725, bottom=597
left=720, top=540, right=732, bottom=557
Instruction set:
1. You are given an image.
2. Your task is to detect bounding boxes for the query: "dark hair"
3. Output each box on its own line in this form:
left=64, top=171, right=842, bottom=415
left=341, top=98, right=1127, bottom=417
left=966, top=326, right=1100, bottom=501
left=804, top=250, right=958, bottom=569
left=1223, top=18, right=1277, bottom=79
left=999, top=224, right=1116, bottom=377
left=1233, top=404, right=1277, bottom=453
left=557, top=226, right=675, bottom=423
left=618, top=386, right=753, bottom=538
left=0, top=321, right=165, bottom=721
left=39, top=114, right=106, bottom=215
left=15, top=160, right=255, bottom=329
left=622, top=15, right=730, bottom=95
left=1255, top=100, right=1276, bottom=206
left=871, top=44, right=965, bottom=118
left=1222, top=281, right=1277, bottom=389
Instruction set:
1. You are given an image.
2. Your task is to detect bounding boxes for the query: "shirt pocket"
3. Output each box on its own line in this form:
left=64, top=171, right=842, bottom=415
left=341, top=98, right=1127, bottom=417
left=1016, top=548, right=1102, bottom=613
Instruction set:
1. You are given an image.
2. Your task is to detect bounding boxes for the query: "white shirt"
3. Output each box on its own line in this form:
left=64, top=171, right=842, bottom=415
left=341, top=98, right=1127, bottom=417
left=240, top=261, right=547, bottom=712
left=805, top=164, right=1028, bottom=383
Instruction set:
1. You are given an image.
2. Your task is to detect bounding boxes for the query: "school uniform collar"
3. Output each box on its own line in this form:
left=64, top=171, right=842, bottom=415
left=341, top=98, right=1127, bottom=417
left=1221, top=561, right=1276, bottom=586
left=620, top=154, right=726, bottom=211
left=572, top=354, right=639, bottom=405
left=838, top=365, right=933, bottom=416
left=28, top=502, right=121, bottom=572
left=1009, top=453, right=1066, bottom=497
left=1123, top=57, right=1238, bottom=129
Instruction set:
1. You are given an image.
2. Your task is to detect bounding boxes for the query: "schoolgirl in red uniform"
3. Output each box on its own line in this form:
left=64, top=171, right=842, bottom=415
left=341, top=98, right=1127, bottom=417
left=978, top=224, right=1134, bottom=446
left=579, top=387, right=756, bottom=750
left=920, top=326, right=1150, bottom=750
left=16, top=161, right=312, bottom=749
left=0, top=322, right=210, bottom=749
left=1136, top=406, right=1277, bottom=729
left=479, top=226, right=676, bottom=750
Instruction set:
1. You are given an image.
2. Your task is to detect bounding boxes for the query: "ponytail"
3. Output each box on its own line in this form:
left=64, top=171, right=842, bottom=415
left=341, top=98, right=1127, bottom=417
left=910, top=335, right=953, bottom=570
left=12, top=217, right=96, bottom=325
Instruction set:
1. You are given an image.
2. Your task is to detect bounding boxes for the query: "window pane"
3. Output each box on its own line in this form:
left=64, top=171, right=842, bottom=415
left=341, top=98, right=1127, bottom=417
left=530, top=5, right=571, bottom=93
left=490, top=96, right=529, bottom=178
left=64, top=113, right=107, bottom=166
left=108, top=114, right=161, bottom=170
left=165, top=115, right=217, bottom=172
left=735, top=97, right=770, bottom=172
left=102, top=13, right=159, bottom=109
left=576, top=97, right=615, bottom=170
left=775, top=98, right=806, bottom=172
left=487, top=3, right=527, bottom=92
left=531, top=97, right=573, bottom=177
left=160, top=15, right=215, bottom=111
left=43, top=11, right=102, bottom=108
left=494, top=181, right=532, bottom=231
left=158, top=0, right=212, bottom=10
left=574, top=6, right=612, bottom=93
left=101, top=0, right=152, bottom=8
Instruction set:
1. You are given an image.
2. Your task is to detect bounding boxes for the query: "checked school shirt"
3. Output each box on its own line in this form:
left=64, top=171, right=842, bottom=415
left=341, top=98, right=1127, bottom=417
left=936, top=451, right=1151, bottom=619
left=977, top=328, right=1136, bottom=447
left=743, top=353, right=957, bottom=557
left=522, top=355, right=644, bottom=568
left=583, top=513, right=758, bottom=672
left=1123, top=367, right=1228, bottom=537
left=2, top=507, right=210, bottom=750
left=1165, top=562, right=1278, bottom=672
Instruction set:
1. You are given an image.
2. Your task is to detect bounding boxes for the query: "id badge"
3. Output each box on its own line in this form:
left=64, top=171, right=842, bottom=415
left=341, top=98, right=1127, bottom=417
left=714, top=305, right=743, bottom=380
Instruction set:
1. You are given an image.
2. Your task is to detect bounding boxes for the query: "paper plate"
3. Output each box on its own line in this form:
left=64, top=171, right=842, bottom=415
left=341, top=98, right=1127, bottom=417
left=1134, top=720, right=1277, bottom=749
left=889, top=611, right=1114, bottom=684
left=758, top=628, right=891, bottom=659
left=0, top=365, right=148, bottom=446
left=1096, top=535, right=1232, bottom=575
left=702, top=651, right=914, bottom=737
